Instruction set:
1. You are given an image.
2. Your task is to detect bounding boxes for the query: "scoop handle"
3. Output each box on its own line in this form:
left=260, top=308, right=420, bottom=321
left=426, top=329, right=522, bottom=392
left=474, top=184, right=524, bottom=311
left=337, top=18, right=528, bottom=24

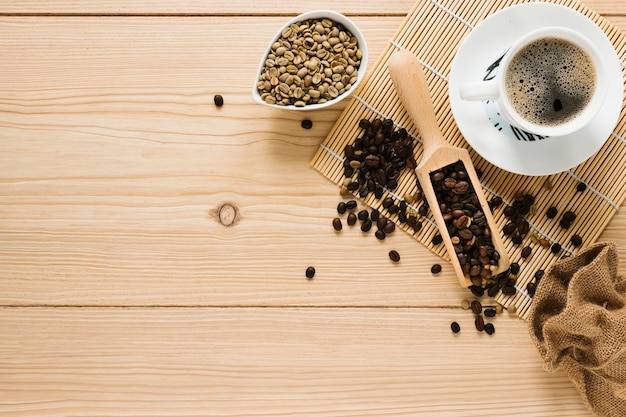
left=387, top=49, right=448, bottom=158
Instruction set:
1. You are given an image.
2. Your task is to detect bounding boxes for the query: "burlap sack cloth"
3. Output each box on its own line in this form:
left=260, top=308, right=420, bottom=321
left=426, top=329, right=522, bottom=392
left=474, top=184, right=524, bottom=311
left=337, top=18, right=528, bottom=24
left=528, top=242, right=626, bottom=417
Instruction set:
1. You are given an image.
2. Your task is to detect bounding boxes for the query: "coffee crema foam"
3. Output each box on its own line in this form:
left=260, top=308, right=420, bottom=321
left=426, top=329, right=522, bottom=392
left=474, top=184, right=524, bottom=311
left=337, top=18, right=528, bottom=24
left=504, top=37, right=596, bottom=127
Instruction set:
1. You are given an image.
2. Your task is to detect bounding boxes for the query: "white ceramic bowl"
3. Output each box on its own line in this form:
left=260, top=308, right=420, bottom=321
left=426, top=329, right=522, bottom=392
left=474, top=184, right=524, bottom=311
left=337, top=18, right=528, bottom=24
left=252, top=10, right=368, bottom=111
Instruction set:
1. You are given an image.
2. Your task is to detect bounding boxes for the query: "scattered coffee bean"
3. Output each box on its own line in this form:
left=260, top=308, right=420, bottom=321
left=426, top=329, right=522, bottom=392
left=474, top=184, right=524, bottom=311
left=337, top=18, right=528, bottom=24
left=431, top=263, right=442, bottom=274
left=534, top=269, right=545, bottom=281
left=370, top=209, right=380, bottom=222
left=305, top=266, right=316, bottom=279
left=509, top=262, right=520, bottom=275
left=546, top=206, right=558, bottom=219
left=383, top=222, right=396, bottom=234
left=213, top=94, right=224, bottom=107
left=337, top=201, right=347, bottom=214
left=332, top=217, right=343, bottom=231
left=551, top=243, right=562, bottom=254
left=347, top=212, right=357, bottom=226
left=501, top=283, right=517, bottom=296
left=469, top=285, right=485, bottom=297
left=559, top=218, right=572, bottom=229
left=461, top=299, right=470, bottom=310
left=484, top=323, right=495, bottom=335
left=570, top=234, right=583, bottom=247
left=576, top=182, right=587, bottom=192
left=490, top=196, right=503, bottom=208
left=345, top=200, right=358, bottom=210
left=432, top=234, right=443, bottom=245
left=484, top=308, right=496, bottom=318
left=357, top=209, right=369, bottom=221
left=487, top=284, right=500, bottom=298
left=470, top=300, right=483, bottom=315
left=526, top=281, right=537, bottom=296
left=375, top=229, right=386, bottom=240
left=388, top=250, right=401, bottom=263
left=300, top=119, right=313, bottom=129
left=562, top=210, right=576, bottom=222
left=451, top=321, right=461, bottom=333
left=521, top=246, right=532, bottom=258
left=361, top=218, right=373, bottom=232
left=475, top=315, right=485, bottom=332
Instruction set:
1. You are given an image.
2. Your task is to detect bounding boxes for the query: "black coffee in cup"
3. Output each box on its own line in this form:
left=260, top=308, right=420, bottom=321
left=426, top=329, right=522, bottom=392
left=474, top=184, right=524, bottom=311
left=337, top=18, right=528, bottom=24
left=504, top=37, right=596, bottom=127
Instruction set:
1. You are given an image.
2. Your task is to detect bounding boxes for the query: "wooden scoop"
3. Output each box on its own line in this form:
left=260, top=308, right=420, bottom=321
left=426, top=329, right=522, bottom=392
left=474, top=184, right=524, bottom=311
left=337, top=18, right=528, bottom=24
left=388, top=49, right=510, bottom=288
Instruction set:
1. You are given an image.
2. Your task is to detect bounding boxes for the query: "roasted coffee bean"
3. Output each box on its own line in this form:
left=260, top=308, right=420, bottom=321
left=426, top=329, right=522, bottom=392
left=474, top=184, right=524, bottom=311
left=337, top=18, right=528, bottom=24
left=562, top=211, right=576, bottom=222
left=345, top=200, right=357, bottom=210
left=370, top=209, right=380, bottom=222
left=388, top=250, right=401, bottom=262
left=546, top=206, right=558, bottom=219
left=470, top=300, right=483, bottom=315
left=375, top=229, right=386, bottom=240
left=337, top=201, right=347, bottom=214
left=432, top=234, right=443, bottom=245
left=509, top=262, right=520, bottom=275
left=361, top=218, right=373, bottom=232
left=551, top=243, right=562, bottom=253
left=469, top=285, right=485, bottom=297
left=374, top=186, right=384, bottom=199
left=431, top=263, right=442, bottom=274
left=357, top=210, right=369, bottom=221
left=517, top=220, right=530, bottom=236
left=475, top=315, right=485, bottom=332
left=521, top=246, right=532, bottom=258
left=532, top=270, right=544, bottom=281
left=376, top=217, right=388, bottom=230
left=305, top=266, right=316, bottom=279
left=332, top=217, right=342, bottom=231
left=387, top=204, right=400, bottom=214
left=450, top=321, right=461, bottom=333
left=300, top=119, right=313, bottom=129
left=213, top=94, right=224, bottom=107
left=383, top=222, right=396, bottom=234
left=484, top=308, right=496, bottom=318
left=526, top=281, right=537, bottom=296
left=490, top=196, right=503, bottom=207
left=570, top=234, right=583, bottom=246
left=576, top=182, right=587, bottom=192
left=503, top=222, right=517, bottom=235
left=484, top=323, right=495, bottom=335
left=358, top=188, right=369, bottom=198
left=347, top=212, right=357, bottom=226
left=358, top=119, right=370, bottom=129
left=511, top=235, right=523, bottom=245
left=501, top=282, right=517, bottom=296
left=487, top=284, right=500, bottom=298
left=559, top=218, right=572, bottom=229
left=382, top=197, right=394, bottom=208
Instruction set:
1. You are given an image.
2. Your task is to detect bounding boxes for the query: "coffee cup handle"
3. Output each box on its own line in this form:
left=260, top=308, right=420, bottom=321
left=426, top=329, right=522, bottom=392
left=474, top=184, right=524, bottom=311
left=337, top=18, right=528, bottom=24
left=459, top=79, right=499, bottom=101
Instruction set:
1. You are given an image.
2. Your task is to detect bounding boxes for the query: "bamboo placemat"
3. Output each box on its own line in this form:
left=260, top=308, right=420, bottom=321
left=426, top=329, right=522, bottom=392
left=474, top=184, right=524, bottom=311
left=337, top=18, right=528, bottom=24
left=311, top=0, right=626, bottom=319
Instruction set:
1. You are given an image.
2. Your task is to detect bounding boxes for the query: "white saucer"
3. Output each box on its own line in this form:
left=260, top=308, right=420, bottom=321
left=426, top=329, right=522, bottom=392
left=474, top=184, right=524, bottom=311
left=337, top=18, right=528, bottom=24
left=448, top=3, right=623, bottom=176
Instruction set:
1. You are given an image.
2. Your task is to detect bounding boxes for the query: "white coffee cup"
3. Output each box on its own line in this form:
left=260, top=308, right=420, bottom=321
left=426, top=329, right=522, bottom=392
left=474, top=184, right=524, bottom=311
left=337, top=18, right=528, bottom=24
left=459, top=26, right=608, bottom=137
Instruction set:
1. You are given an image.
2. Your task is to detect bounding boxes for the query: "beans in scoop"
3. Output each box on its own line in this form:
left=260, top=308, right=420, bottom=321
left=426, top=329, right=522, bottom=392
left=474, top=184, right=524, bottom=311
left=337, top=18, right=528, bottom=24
left=429, top=161, right=501, bottom=287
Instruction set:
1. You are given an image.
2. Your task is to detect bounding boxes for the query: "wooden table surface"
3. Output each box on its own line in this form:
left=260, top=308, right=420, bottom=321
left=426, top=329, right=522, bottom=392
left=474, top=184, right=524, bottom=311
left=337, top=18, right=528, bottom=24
left=1, top=1, right=626, bottom=416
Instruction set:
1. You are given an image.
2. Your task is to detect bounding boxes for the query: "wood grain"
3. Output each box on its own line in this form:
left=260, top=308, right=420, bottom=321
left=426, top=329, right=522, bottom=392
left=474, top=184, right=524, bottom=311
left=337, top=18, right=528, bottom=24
left=0, top=307, right=594, bottom=416
left=0, top=0, right=623, bottom=18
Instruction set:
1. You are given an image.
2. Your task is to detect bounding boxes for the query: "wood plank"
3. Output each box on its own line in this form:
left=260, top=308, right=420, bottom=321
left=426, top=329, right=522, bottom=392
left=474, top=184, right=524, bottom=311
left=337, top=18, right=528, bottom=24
left=1, top=15, right=625, bottom=306
left=0, top=307, right=594, bottom=416
left=0, top=0, right=623, bottom=18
